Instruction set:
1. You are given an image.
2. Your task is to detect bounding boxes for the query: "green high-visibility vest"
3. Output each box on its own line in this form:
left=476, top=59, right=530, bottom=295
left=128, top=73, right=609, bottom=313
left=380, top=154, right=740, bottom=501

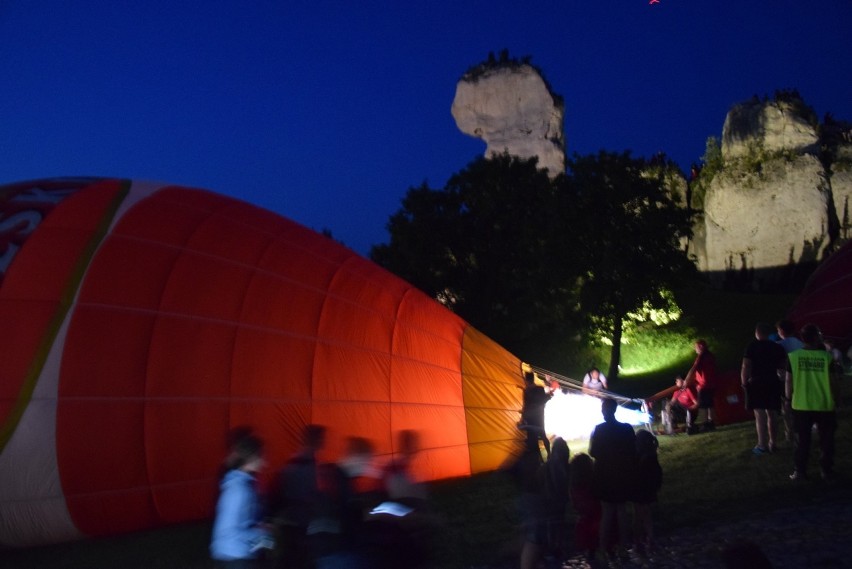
left=788, top=348, right=835, bottom=411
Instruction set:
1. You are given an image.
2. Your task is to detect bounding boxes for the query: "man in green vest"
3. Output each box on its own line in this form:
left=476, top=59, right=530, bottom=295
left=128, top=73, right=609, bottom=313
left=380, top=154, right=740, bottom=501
left=784, top=324, right=840, bottom=481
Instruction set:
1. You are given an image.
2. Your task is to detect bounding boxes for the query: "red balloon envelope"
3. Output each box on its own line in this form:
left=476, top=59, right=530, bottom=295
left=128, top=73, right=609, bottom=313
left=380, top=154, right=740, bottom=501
left=787, top=240, right=852, bottom=343
left=0, top=179, right=526, bottom=547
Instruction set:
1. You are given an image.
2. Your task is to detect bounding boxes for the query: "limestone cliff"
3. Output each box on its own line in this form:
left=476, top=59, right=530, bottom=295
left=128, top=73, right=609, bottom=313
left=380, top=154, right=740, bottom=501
left=693, top=93, right=852, bottom=289
left=831, top=166, right=852, bottom=243
left=451, top=60, right=565, bottom=177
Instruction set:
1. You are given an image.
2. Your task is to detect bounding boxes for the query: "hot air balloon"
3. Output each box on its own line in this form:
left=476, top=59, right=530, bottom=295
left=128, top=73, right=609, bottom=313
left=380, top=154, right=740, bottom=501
left=787, top=240, right=852, bottom=345
left=0, top=178, right=527, bottom=547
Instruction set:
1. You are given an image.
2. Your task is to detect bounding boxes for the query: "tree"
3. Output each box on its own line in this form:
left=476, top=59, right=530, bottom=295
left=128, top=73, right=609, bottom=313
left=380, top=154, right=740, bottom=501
left=372, top=151, right=696, bottom=378
left=566, top=151, right=695, bottom=380
left=371, top=154, right=578, bottom=353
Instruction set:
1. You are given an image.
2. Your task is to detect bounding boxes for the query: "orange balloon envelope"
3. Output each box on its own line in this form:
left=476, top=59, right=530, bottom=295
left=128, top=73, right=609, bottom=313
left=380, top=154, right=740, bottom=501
left=0, top=178, right=526, bottom=547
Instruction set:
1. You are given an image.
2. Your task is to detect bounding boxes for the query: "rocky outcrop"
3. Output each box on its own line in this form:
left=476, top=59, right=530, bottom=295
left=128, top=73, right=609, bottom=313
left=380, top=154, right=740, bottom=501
left=451, top=61, right=565, bottom=177
left=830, top=166, right=852, bottom=243
left=824, top=117, right=852, bottom=243
left=722, top=97, right=819, bottom=159
left=694, top=94, right=852, bottom=290
left=700, top=154, right=831, bottom=282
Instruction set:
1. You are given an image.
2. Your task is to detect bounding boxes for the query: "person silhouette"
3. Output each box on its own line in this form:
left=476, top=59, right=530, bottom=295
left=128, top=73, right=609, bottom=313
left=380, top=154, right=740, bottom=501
left=589, top=398, right=636, bottom=560
left=520, top=371, right=554, bottom=458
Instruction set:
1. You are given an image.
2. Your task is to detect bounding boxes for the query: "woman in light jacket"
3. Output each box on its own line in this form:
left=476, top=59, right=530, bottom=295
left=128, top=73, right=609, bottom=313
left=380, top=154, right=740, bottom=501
left=210, top=433, right=272, bottom=568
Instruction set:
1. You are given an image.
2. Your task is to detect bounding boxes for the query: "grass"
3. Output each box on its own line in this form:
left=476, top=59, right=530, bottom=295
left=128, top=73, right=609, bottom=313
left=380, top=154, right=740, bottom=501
left=5, top=284, right=844, bottom=568
left=8, top=402, right=851, bottom=569
left=612, top=283, right=798, bottom=398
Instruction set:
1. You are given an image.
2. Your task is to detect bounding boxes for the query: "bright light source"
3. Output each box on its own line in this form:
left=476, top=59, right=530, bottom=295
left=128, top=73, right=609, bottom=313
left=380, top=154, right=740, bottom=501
left=544, top=390, right=650, bottom=441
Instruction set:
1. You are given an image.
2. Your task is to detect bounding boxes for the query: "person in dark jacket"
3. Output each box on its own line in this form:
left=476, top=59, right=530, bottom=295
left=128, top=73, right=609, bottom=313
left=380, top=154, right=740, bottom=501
left=589, top=398, right=636, bottom=560
left=632, top=430, right=662, bottom=555
left=275, top=424, right=326, bottom=569
left=520, top=371, right=554, bottom=458
left=741, top=322, right=788, bottom=454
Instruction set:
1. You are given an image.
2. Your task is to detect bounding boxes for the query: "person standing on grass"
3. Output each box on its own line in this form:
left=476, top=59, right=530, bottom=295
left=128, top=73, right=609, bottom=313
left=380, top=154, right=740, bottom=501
left=540, top=438, right=571, bottom=562
left=776, top=319, right=804, bottom=443
left=210, top=433, right=273, bottom=568
left=569, top=453, right=601, bottom=565
left=589, top=398, right=636, bottom=561
left=683, top=339, right=718, bottom=432
left=275, top=424, right=326, bottom=569
left=520, top=371, right=554, bottom=459
left=824, top=338, right=844, bottom=368
left=507, top=445, right=549, bottom=569
left=742, top=322, right=789, bottom=454
left=776, top=320, right=804, bottom=353
left=632, top=430, right=662, bottom=556
left=785, top=324, right=840, bottom=481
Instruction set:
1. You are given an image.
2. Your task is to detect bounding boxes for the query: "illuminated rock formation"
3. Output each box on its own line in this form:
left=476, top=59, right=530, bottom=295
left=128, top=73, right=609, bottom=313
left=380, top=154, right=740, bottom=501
left=451, top=60, right=565, bottom=177
left=694, top=93, right=852, bottom=289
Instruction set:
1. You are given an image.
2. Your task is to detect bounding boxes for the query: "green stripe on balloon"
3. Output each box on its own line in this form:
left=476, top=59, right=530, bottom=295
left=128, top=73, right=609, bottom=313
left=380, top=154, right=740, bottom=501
left=0, top=182, right=131, bottom=453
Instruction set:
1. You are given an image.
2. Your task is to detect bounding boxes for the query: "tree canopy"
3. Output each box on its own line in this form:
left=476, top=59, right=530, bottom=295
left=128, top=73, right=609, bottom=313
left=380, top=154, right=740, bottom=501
left=371, top=154, right=577, bottom=351
left=567, top=151, right=695, bottom=379
left=371, top=151, right=695, bottom=379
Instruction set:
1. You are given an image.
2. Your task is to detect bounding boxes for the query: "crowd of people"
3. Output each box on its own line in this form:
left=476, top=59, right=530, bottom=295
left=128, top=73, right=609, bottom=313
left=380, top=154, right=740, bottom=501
left=210, top=426, right=436, bottom=569
left=209, top=386, right=664, bottom=569
left=511, top=392, right=663, bottom=568
left=208, top=320, right=840, bottom=569
left=661, top=320, right=841, bottom=480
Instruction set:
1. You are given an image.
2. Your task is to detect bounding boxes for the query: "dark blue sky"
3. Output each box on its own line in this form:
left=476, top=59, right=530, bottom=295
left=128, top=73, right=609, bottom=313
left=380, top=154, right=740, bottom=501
left=2, top=1, right=850, bottom=255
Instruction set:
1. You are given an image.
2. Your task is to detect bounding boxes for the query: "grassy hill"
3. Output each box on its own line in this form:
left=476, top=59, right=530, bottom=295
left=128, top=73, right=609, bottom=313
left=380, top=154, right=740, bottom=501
left=612, top=284, right=798, bottom=398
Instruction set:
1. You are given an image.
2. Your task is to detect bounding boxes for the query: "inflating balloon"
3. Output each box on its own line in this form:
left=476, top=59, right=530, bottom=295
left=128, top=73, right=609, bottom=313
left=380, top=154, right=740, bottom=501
left=0, top=178, right=526, bottom=547
left=787, top=240, right=852, bottom=343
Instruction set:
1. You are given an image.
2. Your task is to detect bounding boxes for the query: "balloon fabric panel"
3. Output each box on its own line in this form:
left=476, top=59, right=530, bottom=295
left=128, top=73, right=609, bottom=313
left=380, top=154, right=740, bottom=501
left=145, top=399, right=228, bottom=523
left=394, top=291, right=467, bottom=369
left=183, top=202, right=275, bottom=268
left=385, top=399, right=470, bottom=481
left=60, top=308, right=154, bottom=397
left=237, top=269, right=328, bottom=337
left=389, top=358, right=462, bottom=406
left=158, top=251, right=256, bottom=321
left=108, top=193, right=209, bottom=252
left=314, top=342, right=391, bottom=403
left=58, top=398, right=159, bottom=535
left=231, top=329, right=315, bottom=398
left=147, top=317, right=236, bottom=397
left=311, top=400, right=393, bottom=458
left=314, top=258, right=398, bottom=404
left=76, top=236, right=183, bottom=310
left=461, top=326, right=525, bottom=473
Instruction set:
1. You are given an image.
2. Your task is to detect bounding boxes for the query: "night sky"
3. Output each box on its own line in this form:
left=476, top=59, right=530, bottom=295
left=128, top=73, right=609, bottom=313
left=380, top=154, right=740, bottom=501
left=2, top=1, right=850, bottom=255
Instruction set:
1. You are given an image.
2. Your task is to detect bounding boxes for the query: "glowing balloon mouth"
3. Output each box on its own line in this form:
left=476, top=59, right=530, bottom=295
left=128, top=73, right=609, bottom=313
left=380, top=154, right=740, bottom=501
left=544, top=389, right=650, bottom=441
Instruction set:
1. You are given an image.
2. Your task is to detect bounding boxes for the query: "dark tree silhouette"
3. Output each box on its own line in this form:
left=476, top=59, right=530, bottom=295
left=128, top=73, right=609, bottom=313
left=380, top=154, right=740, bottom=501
left=566, top=151, right=694, bottom=380
left=371, top=154, right=577, bottom=354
